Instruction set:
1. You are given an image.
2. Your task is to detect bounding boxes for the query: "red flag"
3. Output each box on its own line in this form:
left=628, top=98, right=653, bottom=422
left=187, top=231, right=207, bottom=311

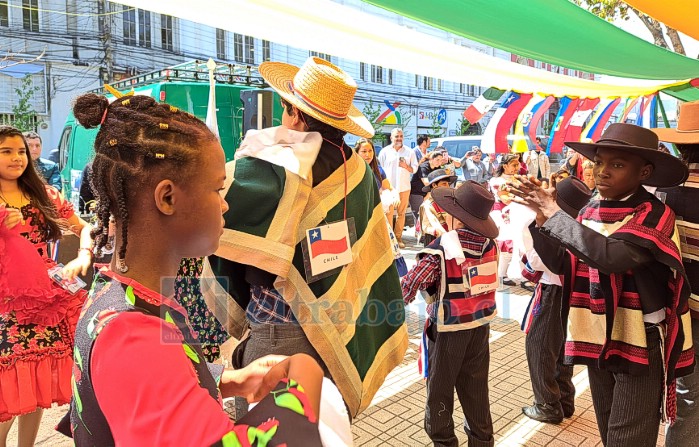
left=548, top=98, right=580, bottom=153
left=563, top=98, right=600, bottom=143
left=493, top=92, right=532, bottom=153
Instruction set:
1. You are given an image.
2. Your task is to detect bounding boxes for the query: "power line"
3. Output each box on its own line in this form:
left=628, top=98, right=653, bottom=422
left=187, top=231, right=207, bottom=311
left=2, top=1, right=131, bottom=17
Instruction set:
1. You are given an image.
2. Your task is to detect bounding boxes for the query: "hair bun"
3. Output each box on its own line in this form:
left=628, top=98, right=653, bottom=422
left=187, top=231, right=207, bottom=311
left=73, top=93, right=109, bottom=129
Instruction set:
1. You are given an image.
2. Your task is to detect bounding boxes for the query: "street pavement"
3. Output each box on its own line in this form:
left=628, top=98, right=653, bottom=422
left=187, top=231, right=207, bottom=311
left=11, top=231, right=666, bottom=446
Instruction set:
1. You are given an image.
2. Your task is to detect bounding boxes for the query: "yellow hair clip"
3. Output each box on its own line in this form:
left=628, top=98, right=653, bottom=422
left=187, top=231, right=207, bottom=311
left=154, top=153, right=165, bottom=159
left=122, top=99, right=131, bottom=106
left=159, top=123, right=169, bottom=130
left=108, top=139, right=118, bottom=146
left=169, top=106, right=178, bottom=113
left=104, top=84, right=135, bottom=99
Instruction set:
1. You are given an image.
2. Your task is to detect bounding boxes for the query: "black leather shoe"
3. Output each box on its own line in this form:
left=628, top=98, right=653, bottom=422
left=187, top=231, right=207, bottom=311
left=502, top=278, right=518, bottom=286
left=522, top=402, right=564, bottom=424
left=562, top=407, right=575, bottom=418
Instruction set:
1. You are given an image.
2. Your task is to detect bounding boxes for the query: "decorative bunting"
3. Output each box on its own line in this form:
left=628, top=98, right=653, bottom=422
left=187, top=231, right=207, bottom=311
left=547, top=97, right=580, bottom=154
left=463, top=88, right=506, bottom=124
left=582, top=98, right=621, bottom=142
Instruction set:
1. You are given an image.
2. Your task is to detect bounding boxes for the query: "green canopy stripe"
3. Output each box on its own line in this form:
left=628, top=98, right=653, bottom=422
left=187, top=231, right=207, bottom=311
left=362, top=0, right=699, bottom=80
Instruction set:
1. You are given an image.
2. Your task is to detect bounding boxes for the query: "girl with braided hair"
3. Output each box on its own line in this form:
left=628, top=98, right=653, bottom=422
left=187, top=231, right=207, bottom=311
left=0, top=125, right=93, bottom=445
left=62, top=92, right=323, bottom=446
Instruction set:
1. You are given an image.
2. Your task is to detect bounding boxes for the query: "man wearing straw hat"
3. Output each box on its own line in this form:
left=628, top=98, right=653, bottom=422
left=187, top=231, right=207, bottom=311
left=509, top=123, right=693, bottom=446
left=206, top=57, right=407, bottom=420
left=652, top=100, right=699, bottom=446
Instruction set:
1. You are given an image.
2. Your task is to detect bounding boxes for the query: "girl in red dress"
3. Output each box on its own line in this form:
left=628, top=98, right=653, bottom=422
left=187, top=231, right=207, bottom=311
left=0, top=126, right=93, bottom=445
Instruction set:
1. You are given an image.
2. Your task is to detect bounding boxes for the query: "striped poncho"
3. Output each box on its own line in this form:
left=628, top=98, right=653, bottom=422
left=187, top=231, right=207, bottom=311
left=204, top=127, right=408, bottom=417
left=561, top=190, right=693, bottom=422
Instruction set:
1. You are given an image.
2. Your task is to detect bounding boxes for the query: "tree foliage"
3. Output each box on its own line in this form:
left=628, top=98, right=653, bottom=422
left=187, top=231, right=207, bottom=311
left=12, top=75, right=43, bottom=132
left=572, top=0, right=688, bottom=56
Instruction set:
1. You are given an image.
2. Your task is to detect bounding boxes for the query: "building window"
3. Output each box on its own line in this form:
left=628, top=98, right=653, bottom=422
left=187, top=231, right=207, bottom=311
left=234, top=33, right=254, bottom=64
left=0, top=1, right=8, bottom=27
left=359, top=63, right=367, bottom=81
left=424, top=76, right=435, bottom=91
left=262, top=40, right=270, bottom=61
left=309, top=51, right=332, bottom=62
left=138, top=9, right=151, bottom=48
left=415, top=74, right=420, bottom=88
left=22, top=0, right=39, bottom=32
left=216, top=29, right=227, bottom=60
left=161, top=14, right=174, bottom=52
left=459, top=83, right=465, bottom=94
left=123, top=7, right=136, bottom=45
left=244, top=36, right=254, bottom=63
left=437, top=79, right=443, bottom=92
left=371, top=65, right=383, bottom=83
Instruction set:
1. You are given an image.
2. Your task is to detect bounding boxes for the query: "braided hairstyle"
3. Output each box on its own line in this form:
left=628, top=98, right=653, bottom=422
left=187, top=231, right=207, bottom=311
left=0, top=126, right=63, bottom=241
left=72, top=94, right=217, bottom=263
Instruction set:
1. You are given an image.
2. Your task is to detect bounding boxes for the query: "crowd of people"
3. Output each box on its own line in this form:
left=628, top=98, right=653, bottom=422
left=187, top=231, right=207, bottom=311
left=0, top=56, right=697, bottom=447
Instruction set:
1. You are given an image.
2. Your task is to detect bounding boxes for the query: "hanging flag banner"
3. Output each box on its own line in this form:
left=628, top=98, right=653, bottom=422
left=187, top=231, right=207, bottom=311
left=636, top=94, right=658, bottom=128
left=618, top=97, right=641, bottom=123
left=481, top=92, right=533, bottom=153
left=512, top=94, right=545, bottom=153
left=525, top=95, right=555, bottom=149
left=463, top=87, right=506, bottom=124
left=564, top=98, right=601, bottom=144
left=582, top=97, right=621, bottom=142
left=547, top=97, right=580, bottom=154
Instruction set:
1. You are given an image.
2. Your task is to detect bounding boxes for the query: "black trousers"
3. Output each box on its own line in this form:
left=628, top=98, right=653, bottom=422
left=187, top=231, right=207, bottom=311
left=425, top=323, right=494, bottom=447
left=587, top=326, right=664, bottom=447
left=525, top=283, right=575, bottom=414
left=665, top=317, right=699, bottom=446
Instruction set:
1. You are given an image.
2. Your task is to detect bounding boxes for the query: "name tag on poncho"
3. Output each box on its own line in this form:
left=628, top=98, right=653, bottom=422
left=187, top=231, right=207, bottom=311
left=462, top=257, right=498, bottom=296
left=302, top=219, right=355, bottom=282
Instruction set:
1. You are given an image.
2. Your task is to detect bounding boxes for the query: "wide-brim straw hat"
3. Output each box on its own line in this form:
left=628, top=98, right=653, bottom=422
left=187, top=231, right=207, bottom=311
left=565, top=123, right=688, bottom=187
left=652, top=100, right=699, bottom=145
left=422, top=168, right=458, bottom=193
left=259, top=57, right=374, bottom=139
left=555, top=176, right=592, bottom=218
left=432, top=180, right=499, bottom=239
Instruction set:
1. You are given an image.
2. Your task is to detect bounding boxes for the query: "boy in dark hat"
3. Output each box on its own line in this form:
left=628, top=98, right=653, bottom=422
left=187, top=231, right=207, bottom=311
left=652, top=100, right=699, bottom=446
left=520, top=176, right=592, bottom=424
left=402, top=181, right=499, bottom=447
left=418, top=168, right=458, bottom=247
left=509, top=123, right=693, bottom=446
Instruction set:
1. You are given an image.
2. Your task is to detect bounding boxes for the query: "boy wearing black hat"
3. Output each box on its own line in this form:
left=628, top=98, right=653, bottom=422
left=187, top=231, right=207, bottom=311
left=418, top=168, right=458, bottom=247
left=653, top=100, right=699, bottom=447
left=402, top=181, right=499, bottom=447
left=509, top=123, right=693, bottom=446
left=520, top=177, right=592, bottom=424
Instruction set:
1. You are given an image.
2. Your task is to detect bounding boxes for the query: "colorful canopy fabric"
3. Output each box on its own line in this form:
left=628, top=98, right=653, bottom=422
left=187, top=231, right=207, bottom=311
left=362, top=0, right=699, bottom=81
left=112, top=0, right=688, bottom=99
left=624, top=0, right=699, bottom=42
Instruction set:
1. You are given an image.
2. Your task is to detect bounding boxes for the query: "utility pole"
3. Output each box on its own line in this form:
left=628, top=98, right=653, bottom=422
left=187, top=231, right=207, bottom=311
left=98, top=0, right=113, bottom=83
